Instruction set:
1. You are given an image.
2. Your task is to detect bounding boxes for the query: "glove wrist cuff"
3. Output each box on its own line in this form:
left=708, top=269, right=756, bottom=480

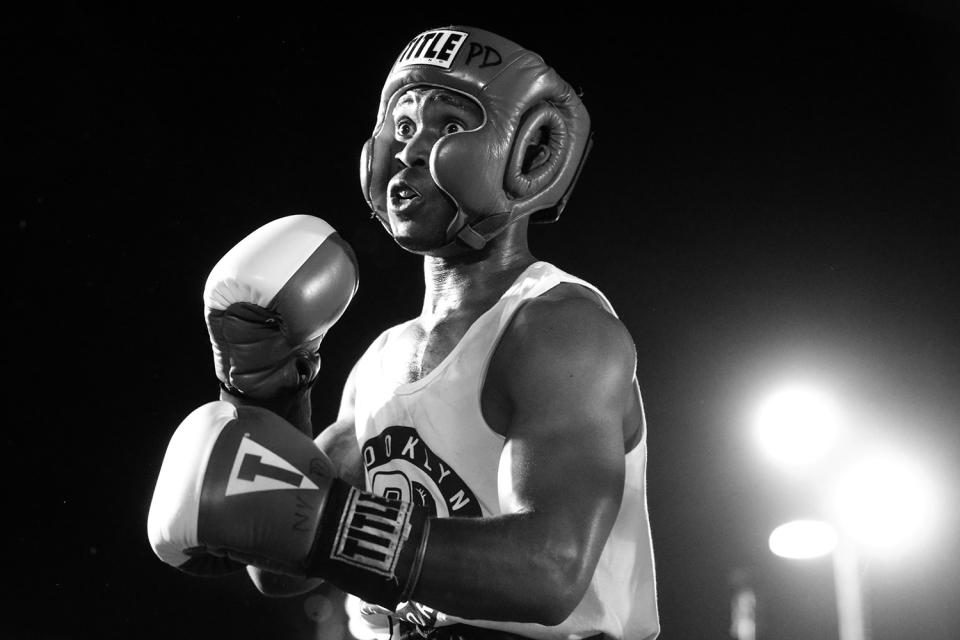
left=217, top=383, right=315, bottom=436
left=308, top=480, right=430, bottom=609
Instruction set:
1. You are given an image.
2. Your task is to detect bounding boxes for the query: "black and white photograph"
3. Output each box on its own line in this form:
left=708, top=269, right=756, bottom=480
left=11, top=5, right=960, bottom=639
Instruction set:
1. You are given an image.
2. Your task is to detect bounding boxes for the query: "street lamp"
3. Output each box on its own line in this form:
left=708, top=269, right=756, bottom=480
left=767, top=518, right=866, bottom=640
left=756, top=382, right=948, bottom=640
left=768, top=519, right=837, bottom=559
left=754, top=383, right=867, bottom=640
left=831, top=449, right=940, bottom=555
left=754, top=384, right=841, bottom=467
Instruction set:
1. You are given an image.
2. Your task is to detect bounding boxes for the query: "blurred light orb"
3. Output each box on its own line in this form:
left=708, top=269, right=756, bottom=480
left=769, top=519, right=838, bottom=559
left=832, top=451, right=939, bottom=554
left=755, top=385, right=841, bottom=466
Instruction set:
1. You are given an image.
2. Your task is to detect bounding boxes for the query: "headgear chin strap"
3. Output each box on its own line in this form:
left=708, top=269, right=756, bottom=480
left=360, top=26, right=593, bottom=254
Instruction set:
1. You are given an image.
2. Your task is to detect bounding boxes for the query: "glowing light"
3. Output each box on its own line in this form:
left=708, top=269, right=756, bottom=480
left=832, top=450, right=940, bottom=554
left=769, top=519, right=838, bottom=559
left=344, top=594, right=391, bottom=640
left=755, top=385, right=841, bottom=466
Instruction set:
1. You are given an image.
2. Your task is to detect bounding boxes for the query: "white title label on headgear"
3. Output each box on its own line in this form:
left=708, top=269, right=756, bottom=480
left=394, top=29, right=468, bottom=70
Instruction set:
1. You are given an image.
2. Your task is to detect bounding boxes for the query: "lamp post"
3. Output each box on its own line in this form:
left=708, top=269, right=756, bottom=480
left=766, top=519, right=867, bottom=640
left=831, top=534, right=868, bottom=640
left=754, top=384, right=869, bottom=640
left=755, top=383, right=942, bottom=640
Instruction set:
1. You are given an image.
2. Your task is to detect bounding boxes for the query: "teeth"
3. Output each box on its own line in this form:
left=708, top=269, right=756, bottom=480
left=392, top=184, right=418, bottom=200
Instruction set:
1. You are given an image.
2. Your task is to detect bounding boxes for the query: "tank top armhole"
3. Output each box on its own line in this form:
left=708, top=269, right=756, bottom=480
left=475, top=262, right=643, bottom=450
left=473, top=262, right=620, bottom=440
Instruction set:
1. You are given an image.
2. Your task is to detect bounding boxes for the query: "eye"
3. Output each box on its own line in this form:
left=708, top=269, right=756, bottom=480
left=442, top=122, right=466, bottom=136
left=395, top=118, right=415, bottom=139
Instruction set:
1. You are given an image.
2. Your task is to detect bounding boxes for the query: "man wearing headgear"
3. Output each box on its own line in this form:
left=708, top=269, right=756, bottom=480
left=147, top=25, right=658, bottom=640
left=336, top=26, right=660, bottom=639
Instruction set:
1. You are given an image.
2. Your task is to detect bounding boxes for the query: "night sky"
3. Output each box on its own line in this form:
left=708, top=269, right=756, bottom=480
left=12, top=5, right=960, bottom=639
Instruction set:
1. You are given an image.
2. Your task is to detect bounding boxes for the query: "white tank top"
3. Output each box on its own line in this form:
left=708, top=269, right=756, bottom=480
left=352, top=261, right=659, bottom=640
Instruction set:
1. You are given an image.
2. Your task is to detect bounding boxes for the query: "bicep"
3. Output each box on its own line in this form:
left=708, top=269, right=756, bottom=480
left=315, top=361, right=365, bottom=488
left=409, top=302, right=637, bottom=622
left=497, top=299, right=635, bottom=566
left=499, top=414, right=625, bottom=518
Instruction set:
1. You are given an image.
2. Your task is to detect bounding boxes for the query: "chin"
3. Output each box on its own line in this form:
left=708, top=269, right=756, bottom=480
left=391, top=231, right=449, bottom=255
left=387, top=205, right=457, bottom=254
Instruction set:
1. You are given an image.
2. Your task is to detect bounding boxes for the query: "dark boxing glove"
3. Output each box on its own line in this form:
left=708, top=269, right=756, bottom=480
left=146, top=401, right=430, bottom=608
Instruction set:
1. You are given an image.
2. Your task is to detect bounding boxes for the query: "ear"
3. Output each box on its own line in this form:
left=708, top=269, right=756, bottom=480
left=505, top=102, right=569, bottom=199
left=522, top=143, right=551, bottom=173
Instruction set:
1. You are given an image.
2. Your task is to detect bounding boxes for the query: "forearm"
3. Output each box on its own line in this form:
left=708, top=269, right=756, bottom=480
left=247, top=566, right=323, bottom=597
left=411, top=512, right=590, bottom=625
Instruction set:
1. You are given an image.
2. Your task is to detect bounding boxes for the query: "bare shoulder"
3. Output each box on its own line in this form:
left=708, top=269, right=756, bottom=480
left=505, top=282, right=636, bottom=372
left=488, top=282, right=638, bottom=422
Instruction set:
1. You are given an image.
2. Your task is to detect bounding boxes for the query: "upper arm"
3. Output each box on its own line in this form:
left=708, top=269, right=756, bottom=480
left=315, top=360, right=365, bottom=488
left=403, top=295, right=639, bottom=622
left=492, top=293, right=636, bottom=584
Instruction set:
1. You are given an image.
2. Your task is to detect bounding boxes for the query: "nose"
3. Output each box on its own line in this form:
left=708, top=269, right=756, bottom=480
left=395, top=129, right=436, bottom=169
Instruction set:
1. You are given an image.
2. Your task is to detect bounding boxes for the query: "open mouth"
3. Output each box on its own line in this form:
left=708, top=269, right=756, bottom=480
left=389, top=180, right=421, bottom=210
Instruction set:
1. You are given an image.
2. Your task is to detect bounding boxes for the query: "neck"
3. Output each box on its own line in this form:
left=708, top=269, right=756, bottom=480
left=421, top=222, right=536, bottom=318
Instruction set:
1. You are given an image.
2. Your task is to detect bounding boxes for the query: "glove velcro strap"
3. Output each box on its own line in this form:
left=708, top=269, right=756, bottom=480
left=309, top=480, right=430, bottom=608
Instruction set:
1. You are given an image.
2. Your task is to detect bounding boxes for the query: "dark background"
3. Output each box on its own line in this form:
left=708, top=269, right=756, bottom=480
left=11, top=4, right=960, bottom=639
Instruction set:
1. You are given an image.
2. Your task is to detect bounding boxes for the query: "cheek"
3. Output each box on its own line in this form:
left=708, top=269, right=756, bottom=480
left=391, top=195, right=457, bottom=248
left=392, top=193, right=455, bottom=229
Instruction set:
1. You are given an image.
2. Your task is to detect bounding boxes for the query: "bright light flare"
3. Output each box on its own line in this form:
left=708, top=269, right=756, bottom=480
left=344, top=594, right=391, bottom=640
left=755, top=385, right=842, bottom=466
left=769, top=519, right=838, bottom=559
left=832, top=450, right=940, bottom=554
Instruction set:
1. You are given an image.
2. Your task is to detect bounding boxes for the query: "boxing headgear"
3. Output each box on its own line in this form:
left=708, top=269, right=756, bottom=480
left=360, top=26, right=592, bottom=252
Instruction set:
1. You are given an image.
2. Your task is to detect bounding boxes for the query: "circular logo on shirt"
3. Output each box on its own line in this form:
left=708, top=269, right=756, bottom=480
left=361, top=426, right=482, bottom=517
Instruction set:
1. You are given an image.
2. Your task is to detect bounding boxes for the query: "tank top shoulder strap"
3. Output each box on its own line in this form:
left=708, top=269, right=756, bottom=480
left=493, top=261, right=620, bottom=335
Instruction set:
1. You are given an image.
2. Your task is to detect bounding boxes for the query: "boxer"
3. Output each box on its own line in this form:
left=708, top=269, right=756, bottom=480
left=148, top=26, right=659, bottom=640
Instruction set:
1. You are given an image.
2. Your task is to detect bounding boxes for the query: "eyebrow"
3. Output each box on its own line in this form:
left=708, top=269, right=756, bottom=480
left=427, top=91, right=474, bottom=111
left=395, top=89, right=477, bottom=114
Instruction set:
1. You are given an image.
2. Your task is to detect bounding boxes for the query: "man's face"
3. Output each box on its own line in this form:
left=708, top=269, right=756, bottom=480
left=385, top=87, right=484, bottom=254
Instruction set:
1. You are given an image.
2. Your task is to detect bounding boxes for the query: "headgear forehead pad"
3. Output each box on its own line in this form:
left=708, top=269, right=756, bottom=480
left=360, top=26, right=592, bottom=251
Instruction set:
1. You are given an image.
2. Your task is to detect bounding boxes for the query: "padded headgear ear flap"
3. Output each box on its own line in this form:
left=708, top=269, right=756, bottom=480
left=360, top=26, right=592, bottom=252
left=505, top=103, right=569, bottom=199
